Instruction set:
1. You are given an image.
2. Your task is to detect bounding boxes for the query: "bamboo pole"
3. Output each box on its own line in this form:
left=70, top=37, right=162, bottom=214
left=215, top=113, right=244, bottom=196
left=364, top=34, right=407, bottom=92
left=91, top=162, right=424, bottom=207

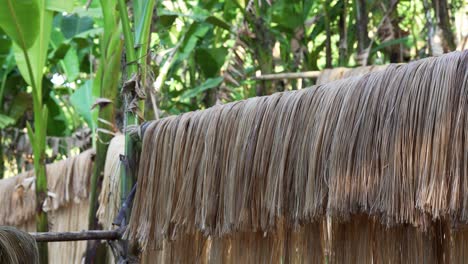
left=252, top=71, right=320, bottom=80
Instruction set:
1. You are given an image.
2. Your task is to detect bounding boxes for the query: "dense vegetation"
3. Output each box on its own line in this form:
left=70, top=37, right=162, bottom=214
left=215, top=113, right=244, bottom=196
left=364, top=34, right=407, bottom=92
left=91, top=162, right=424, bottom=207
left=0, top=0, right=466, bottom=174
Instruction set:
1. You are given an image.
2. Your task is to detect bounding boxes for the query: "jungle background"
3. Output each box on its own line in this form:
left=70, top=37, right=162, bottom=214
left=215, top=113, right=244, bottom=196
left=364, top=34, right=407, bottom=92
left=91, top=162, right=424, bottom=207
left=0, top=0, right=466, bottom=177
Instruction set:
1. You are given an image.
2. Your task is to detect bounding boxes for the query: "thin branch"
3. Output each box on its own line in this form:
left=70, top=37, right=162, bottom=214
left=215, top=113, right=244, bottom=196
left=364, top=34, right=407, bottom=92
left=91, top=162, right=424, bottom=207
left=31, top=229, right=122, bottom=242
left=252, top=71, right=320, bottom=81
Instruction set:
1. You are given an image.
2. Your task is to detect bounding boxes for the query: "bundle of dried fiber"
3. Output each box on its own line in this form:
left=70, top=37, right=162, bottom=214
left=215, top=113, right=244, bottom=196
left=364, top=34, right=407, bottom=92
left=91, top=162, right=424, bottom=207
left=128, top=51, right=468, bottom=261
left=141, top=221, right=325, bottom=264
left=0, top=149, right=95, bottom=227
left=0, top=171, right=34, bottom=226
left=0, top=149, right=94, bottom=264
left=97, top=135, right=125, bottom=263
left=326, top=214, right=449, bottom=264
left=316, top=64, right=387, bottom=84
left=97, top=134, right=125, bottom=229
left=0, top=226, right=39, bottom=264
left=47, top=202, right=91, bottom=263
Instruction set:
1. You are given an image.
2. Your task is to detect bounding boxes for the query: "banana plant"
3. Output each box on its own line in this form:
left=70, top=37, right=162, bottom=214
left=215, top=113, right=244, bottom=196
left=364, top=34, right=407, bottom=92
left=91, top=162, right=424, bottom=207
left=0, top=0, right=72, bottom=262
left=87, top=0, right=124, bottom=227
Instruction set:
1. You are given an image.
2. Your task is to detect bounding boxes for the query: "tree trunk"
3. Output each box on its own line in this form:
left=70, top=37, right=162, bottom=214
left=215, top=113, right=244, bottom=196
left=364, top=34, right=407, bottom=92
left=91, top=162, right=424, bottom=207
left=355, top=0, right=370, bottom=65
left=431, top=0, right=456, bottom=51
left=324, top=2, right=332, bottom=68
left=338, top=0, right=348, bottom=66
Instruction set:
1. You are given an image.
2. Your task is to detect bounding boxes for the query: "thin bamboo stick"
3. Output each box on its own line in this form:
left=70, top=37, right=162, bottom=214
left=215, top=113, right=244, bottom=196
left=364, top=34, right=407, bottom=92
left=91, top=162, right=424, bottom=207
left=252, top=71, right=321, bottom=80
left=31, top=229, right=121, bottom=242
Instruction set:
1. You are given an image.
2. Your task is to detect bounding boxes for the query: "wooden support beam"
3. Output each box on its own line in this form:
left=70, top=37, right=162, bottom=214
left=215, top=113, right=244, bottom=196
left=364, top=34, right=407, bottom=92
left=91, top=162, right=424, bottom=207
left=30, top=182, right=136, bottom=243
left=252, top=71, right=320, bottom=81
left=31, top=229, right=121, bottom=242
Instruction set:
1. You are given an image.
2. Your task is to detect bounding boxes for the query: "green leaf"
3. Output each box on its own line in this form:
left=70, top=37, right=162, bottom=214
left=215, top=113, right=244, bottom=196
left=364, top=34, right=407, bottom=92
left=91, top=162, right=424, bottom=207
left=0, top=113, right=15, bottom=128
left=205, top=16, right=231, bottom=31
left=7, top=92, right=31, bottom=122
left=178, top=23, right=211, bottom=62
left=180, top=77, right=223, bottom=100
left=26, top=121, right=35, bottom=146
left=159, top=9, right=231, bottom=31
left=60, top=14, right=94, bottom=39
left=195, top=47, right=228, bottom=77
left=46, top=0, right=73, bottom=12
left=0, top=50, right=15, bottom=88
left=45, top=91, right=70, bottom=137
left=61, top=46, right=80, bottom=81
left=70, top=80, right=95, bottom=130
left=49, top=28, right=71, bottom=62
left=159, top=14, right=177, bottom=28
left=0, top=0, right=40, bottom=50
left=134, top=0, right=157, bottom=48
left=13, top=3, right=54, bottom=94
left=49, top=27, right=80, bottom=81
left=0, top=28, right=12, bottom=62
left=370, top=36, right=411, bottom=54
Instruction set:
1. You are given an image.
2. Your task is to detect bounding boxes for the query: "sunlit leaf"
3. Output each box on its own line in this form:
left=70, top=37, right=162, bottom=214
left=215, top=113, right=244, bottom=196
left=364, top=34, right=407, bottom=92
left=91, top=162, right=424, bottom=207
left=61, top=47, right=80, bottom=81
left=0, top=113, right=15, bottom=128
left=0, top=0, right=40, bottom=50
left=13, top=4, right=54, bottom=92
left=371, top=36, right=411, bottom=54
left=178, top=23, right=210, bottom=62
left=46, top=0, right=74, bottom=12
left=70, top=80, right=95, bottom=130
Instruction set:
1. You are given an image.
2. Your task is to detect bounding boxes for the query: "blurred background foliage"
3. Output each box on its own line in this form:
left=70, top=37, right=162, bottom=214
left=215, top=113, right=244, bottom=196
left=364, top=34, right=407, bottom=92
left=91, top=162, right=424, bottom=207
left=0, top=0, right=467, bottom=177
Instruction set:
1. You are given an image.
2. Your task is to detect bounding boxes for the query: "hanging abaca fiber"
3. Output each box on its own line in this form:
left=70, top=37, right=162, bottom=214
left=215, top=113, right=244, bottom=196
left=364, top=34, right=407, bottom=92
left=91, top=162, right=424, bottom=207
left=0, top=149, right=94, bottom=264
left=98, top=135, right=125, bottom=229
left=0, top=226, right=39, bottom=264
left=127, top=50, right=468, bottom=263
left=97, top=134, right=125, bottom=263
left=316, top=64, right=388, bottom=84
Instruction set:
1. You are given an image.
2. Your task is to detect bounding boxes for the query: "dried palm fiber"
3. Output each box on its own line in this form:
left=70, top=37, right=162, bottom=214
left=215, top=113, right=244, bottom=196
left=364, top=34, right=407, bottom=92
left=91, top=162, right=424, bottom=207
left=96, top=135, right=125, bottom=264
left=97, top=134, right=125, bottom=229
left=141, top=221, right=325, bottom=264
left=0, top=226, right=39, bottom=264
left=128, top=51, right=468, bottom=262
left=0, top=149, right=94, bottom=264
left=316, top=64, right=388, bottom=84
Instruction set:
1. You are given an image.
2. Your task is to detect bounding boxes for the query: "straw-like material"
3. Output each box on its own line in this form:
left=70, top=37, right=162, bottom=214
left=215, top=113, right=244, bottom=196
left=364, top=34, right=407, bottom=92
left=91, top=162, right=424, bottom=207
left=129, top=51, right=467, bottom=262
left=316, top=65, right=388, bottom=84
left=141, top=221, right=325, bottom=264
left=97, top=135, right=125, bottom=263
left=0, top=149, right=94, bottom=226
left=0, top=226, right=39, bottom=264
left=0, top=149, right=94, bottom=264
left=97, top=135, right=125, bottom=229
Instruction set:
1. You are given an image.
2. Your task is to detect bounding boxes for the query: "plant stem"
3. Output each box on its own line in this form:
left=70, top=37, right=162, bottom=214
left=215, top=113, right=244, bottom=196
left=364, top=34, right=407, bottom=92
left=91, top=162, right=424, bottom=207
left=22, top=46, right=49, bottom=264
left=118, top=0, right=138, bottom=74
left=85, top=0, right=124, bottom=261
left=117, top=0, right=139, bottom=209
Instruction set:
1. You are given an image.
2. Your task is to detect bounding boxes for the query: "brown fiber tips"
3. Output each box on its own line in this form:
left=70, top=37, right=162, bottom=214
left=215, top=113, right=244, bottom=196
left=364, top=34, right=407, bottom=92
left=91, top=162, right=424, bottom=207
left=128, top=51, right=468, bottom=256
